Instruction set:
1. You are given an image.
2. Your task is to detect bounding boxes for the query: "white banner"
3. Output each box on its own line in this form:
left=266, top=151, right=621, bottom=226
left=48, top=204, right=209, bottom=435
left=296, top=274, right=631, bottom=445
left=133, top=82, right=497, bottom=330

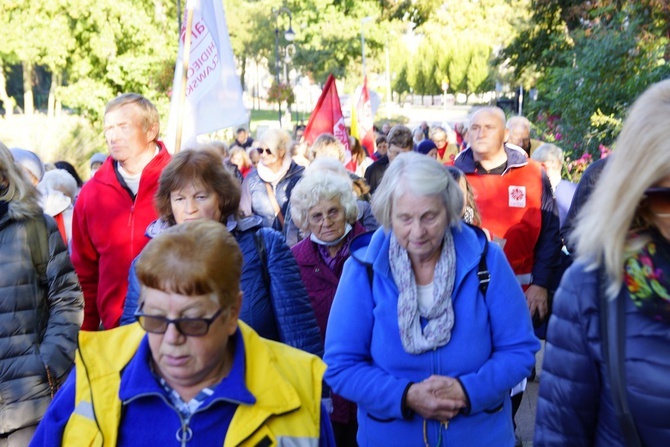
left=165, top=0, right=248, bottom=152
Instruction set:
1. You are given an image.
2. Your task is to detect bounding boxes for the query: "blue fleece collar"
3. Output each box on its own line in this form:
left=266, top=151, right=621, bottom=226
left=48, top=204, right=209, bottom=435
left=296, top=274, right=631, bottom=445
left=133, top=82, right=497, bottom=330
left=119, top=328, right=256, bottom=407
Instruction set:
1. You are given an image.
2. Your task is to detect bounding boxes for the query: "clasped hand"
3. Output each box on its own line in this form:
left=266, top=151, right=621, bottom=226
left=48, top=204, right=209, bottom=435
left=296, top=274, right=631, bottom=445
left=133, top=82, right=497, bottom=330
left=406, top=375, right=467, bottom=422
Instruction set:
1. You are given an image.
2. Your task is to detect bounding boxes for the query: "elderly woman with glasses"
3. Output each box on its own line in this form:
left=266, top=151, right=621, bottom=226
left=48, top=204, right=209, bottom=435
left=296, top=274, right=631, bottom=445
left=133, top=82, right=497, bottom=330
left=323, top=152, right=539, bottom=446
left=31, top=220, right=336, bottom=446
left=119, top=148, right=323, bottom=359
left=289, top=171, right=368, bottom=446
left=239, top=128, right=304, bottom=231
left=534, top=80, right=670, bottom=446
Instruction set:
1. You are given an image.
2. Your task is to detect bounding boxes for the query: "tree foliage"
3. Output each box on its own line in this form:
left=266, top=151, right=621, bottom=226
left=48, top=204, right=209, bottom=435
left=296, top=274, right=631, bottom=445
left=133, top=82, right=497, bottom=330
left=502, top=1, right=670, bottom=156
left=1, top=0, right=178, bottom=124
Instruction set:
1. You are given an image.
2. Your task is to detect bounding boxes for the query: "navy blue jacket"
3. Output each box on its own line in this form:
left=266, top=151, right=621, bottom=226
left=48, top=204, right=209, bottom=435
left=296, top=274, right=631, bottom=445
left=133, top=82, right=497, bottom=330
left=534, top=260, right=670, bottom=446
left=121, top=217, right=323, bottom=357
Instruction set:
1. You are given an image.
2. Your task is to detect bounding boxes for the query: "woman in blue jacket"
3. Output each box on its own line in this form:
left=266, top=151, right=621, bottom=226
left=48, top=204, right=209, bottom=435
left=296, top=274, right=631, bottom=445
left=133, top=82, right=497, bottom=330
left=534, top=80, right=670, bottom=446
left=323, top=152, right=539, bottom=446
left=120, top=147, right=323, bottom=357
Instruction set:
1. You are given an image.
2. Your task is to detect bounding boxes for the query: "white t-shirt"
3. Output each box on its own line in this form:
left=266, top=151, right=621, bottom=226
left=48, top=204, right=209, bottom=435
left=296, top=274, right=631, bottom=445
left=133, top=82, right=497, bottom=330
left=417, top=282, right=436, bottom=314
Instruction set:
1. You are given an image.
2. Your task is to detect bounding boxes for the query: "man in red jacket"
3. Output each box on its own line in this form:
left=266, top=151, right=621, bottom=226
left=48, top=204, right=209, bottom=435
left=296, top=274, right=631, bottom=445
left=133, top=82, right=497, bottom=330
left=71, top=93, right=171, bottom=330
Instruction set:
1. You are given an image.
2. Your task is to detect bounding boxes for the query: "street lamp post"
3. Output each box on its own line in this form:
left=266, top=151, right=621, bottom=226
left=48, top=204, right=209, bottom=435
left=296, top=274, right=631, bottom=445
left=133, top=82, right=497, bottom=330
left=273, top=7, right=295, bottom=127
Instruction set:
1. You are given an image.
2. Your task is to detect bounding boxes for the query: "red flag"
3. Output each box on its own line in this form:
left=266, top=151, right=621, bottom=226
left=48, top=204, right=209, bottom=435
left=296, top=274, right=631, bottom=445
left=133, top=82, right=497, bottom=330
left=356, top=76, right=376, bottom=158
left=303, top=74, right=351, bottom=164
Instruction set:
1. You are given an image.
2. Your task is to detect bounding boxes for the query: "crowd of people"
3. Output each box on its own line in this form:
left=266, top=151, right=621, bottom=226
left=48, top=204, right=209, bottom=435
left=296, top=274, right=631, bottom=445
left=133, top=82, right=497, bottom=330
left=0, top=79, right=669, bottom=446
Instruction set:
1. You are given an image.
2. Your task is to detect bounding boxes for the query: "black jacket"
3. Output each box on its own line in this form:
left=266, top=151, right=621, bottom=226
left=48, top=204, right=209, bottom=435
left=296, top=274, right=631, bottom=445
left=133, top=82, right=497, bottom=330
left=0, top=198, right=82, bottom=433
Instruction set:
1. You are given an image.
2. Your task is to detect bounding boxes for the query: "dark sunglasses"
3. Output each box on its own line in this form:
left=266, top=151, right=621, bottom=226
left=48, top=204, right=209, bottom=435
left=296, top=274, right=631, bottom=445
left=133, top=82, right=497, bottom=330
left=643, top=187, right=670, bottom=215
left=257, top=147, right=273, bottom=155
left=135, top=307, right=224, bottom=337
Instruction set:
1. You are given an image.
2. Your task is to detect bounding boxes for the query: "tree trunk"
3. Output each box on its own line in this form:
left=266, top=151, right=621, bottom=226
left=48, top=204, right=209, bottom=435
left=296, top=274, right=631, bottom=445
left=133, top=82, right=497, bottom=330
left=0, top=60, right=16, bottom=118
left=239, top=57, right=247, bottom=92
left=48, top=71, right=62, bottom=118
left=22, top=61, right=34, bottom=116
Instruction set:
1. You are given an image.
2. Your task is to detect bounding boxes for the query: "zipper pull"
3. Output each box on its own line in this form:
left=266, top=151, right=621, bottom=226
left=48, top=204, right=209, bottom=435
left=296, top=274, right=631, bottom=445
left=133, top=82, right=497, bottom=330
left=128, top=205, right=135, bottom=226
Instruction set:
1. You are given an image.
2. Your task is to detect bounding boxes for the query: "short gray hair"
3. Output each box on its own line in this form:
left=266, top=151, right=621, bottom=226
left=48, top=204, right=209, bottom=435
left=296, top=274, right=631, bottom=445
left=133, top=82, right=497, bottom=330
left=371, top=152, right=463, bottom=229
left=258, top=128, right=291, bottom=157
left=531, top=143, right=564, bottom=166
left=290, top=172, right=358, bottom=232
left=506, top=115, right=531, bottom=132
left=310, top=133, right=345, bottom=162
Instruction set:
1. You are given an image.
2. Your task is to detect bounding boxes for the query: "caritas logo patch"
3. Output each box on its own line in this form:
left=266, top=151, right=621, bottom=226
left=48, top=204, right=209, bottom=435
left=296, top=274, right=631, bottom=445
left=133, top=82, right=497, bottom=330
left=508, top=186, right=526, bottom=208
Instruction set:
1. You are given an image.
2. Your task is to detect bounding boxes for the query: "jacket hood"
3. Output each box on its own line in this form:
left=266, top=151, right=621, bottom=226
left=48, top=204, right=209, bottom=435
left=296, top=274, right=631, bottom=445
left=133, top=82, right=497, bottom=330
left=0, top=191, right=43, bottom=225
left=39, top=190, right=72, bottom=216
left=145, top=217, right=171, bottom=238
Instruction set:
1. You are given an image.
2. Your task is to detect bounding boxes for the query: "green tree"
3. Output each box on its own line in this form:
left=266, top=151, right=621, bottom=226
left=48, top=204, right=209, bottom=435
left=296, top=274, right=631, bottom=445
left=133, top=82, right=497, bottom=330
left=502, top=1, right=670, bottom=157
left=530, top=15, right=669, bottom=154
left=393, top=64, right=410, bottom=101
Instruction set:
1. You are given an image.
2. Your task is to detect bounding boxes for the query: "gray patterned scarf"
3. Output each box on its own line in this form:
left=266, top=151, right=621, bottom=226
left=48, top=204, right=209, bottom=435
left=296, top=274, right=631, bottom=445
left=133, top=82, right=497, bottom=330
left=390, top=230, right=456, bottom=354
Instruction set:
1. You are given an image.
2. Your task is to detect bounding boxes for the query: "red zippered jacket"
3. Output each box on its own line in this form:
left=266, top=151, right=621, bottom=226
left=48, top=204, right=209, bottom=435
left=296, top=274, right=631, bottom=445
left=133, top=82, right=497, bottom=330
left=71, top=144, right=171, bottom=330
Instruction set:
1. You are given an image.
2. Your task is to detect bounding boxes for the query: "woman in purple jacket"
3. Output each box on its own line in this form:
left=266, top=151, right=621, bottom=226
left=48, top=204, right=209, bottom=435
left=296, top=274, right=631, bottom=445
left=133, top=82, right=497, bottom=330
left=290, top=171, right=367, bottom=446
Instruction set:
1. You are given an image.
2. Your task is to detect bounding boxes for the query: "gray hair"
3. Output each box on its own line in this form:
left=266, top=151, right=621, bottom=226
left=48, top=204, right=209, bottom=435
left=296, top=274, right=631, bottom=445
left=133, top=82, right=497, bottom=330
left=290, top=172, right=358, bottom=232
left=531, top=143, right=564, bottom=166
left=506, top=115, right=531, bottom=132
left=310, top=133, right=345, bottom=163
left=371, top=152, right=463, bottom=229
left=469, top=107, right=506, bottom=129
left=430, top=126, right=447, bottom=140
left=258, top=128, right=291, bottom=158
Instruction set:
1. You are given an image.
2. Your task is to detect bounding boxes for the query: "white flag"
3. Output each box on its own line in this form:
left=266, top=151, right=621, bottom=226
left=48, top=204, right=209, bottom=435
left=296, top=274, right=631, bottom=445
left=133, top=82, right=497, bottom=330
left=165, top=0, right=248, bottom=152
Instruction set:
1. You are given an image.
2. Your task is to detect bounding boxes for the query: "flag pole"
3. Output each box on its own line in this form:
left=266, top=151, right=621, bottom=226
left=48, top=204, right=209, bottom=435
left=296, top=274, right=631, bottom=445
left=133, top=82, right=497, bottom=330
left=174, top=0, right=195, bottom=153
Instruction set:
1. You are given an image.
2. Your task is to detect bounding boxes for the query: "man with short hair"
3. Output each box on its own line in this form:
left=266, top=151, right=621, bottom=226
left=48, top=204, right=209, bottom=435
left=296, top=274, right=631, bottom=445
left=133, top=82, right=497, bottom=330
left=71, top=93, right=171, bottom=331
left=374, top=135, right=388, bottom=159
left=230, top=127, right=254, bottom=150
left=430, top=126, right=460, bottom=164
left=454, top=107, right=561, bottom=436
left=506, top=116, right=532, bottom=155
left=531, top=143, right=577, bottom=228
left=365, top=125, right=413, bottom=193
left=381, top=122, right=391, bottom=136
left=412, top=127, right=424, bottom=149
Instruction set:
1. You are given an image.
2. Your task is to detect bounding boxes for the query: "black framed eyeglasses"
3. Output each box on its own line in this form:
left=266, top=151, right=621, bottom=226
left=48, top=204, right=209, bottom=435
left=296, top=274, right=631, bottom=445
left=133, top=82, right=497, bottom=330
left=257, top=147, right=273, bottom=155
left=135, top=307, right=225, bottom=337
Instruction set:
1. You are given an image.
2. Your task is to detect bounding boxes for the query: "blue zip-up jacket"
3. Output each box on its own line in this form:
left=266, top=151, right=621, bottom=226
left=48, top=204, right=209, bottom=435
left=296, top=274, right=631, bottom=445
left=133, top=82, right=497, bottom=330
left=454, top=145, right=561, bottom=289
left=323, top=224, right=540, bottom=446
left=534, top=259, right=670, bottom=446
left=121, top=216, right=323, bottom=357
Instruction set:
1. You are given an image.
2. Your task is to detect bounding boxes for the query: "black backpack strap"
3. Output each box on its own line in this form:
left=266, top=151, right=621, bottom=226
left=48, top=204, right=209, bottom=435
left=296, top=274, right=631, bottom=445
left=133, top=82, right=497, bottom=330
left=477, top=236, right=490, bottom=298
left=253, top=229, right=271, bottom=292
left=466, top=224, right=490, bottom=298
left=599, top=270, right=642, bottom=447
left=24, top=215, right=50, bottom=289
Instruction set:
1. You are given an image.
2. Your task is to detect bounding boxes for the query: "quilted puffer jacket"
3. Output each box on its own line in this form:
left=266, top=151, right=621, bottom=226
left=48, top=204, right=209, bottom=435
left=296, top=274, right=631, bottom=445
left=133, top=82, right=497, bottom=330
left=121, top=216, right=323, bottom=357
left=0, top=197, right=83, bottom=434
left=535, top=259, right=670, bottom=446
left=239, top=160, right=304, bottom=231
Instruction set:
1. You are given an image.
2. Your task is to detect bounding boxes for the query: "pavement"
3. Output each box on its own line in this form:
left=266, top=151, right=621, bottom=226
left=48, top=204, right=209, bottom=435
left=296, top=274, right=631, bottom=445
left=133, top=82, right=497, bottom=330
left=515, top=341, right=544, bottom=446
